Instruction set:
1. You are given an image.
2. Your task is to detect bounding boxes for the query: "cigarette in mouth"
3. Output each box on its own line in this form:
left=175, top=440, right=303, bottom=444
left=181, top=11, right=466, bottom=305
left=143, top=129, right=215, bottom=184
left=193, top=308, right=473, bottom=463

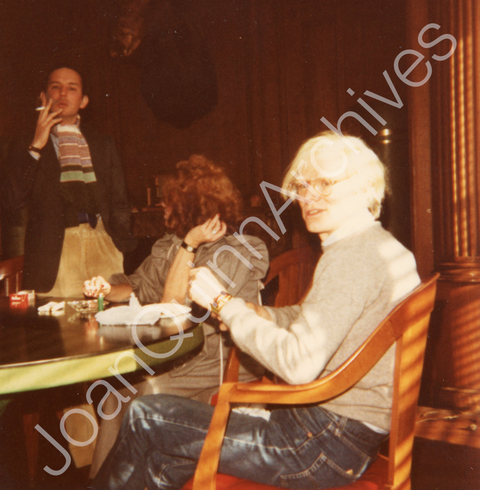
left=35, top=106, right=46, bottom=111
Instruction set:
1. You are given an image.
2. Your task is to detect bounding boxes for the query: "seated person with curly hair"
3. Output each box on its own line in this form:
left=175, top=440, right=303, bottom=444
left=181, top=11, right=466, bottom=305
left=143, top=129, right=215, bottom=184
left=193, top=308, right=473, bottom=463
left=84, top=155, right=269, bottom=478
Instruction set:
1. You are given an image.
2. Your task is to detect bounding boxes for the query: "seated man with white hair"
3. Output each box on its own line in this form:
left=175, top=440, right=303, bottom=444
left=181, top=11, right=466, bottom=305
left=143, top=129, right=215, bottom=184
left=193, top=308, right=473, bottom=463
left=92, top=131, right=421, bottom=490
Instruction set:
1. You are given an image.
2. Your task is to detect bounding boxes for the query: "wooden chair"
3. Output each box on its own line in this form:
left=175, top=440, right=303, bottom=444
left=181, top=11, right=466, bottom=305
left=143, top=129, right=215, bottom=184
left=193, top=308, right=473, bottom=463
left=262, top=246, right=319, bottom=307
left=0, top=255, right=24, bottom=296
left=0, top=255, right=39, bottom=483
left=183, top=273, right=439, bottom=490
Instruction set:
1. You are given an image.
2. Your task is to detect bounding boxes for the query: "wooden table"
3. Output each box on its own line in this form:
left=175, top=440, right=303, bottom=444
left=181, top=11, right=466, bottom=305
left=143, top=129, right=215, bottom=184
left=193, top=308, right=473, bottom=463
left=0, top=297, right=204, bottom=396
left=416, top=406, right=480, bottom=449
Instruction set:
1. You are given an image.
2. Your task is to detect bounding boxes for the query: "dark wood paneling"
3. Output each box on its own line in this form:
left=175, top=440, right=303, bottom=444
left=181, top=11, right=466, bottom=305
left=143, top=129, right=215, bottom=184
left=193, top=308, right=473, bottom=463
left=0, top=0, right=409, bottom=245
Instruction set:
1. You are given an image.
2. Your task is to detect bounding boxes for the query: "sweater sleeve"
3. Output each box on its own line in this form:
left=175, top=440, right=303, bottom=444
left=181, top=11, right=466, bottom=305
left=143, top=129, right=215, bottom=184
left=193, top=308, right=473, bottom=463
left=264, top=305, right=302, bottom=329
left=221, top=253, right=367, bottom=384
left=222, top=284, right=361, bottom=384
left=221, top=227, right=420, bottom=386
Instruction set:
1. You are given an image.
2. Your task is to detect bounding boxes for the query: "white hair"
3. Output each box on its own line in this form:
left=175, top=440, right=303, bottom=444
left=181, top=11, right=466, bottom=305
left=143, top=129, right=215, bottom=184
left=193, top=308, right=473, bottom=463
left=282, top=131, right=387, bottom=218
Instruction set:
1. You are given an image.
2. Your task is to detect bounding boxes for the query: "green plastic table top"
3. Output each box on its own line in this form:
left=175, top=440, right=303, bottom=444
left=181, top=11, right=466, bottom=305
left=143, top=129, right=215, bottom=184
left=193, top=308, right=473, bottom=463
left=0, top=297, right=204, bottom=395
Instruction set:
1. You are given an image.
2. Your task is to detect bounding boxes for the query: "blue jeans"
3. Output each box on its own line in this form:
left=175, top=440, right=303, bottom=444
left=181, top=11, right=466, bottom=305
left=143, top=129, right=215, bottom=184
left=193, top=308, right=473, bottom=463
left=93, top=394, right=386, bottom=490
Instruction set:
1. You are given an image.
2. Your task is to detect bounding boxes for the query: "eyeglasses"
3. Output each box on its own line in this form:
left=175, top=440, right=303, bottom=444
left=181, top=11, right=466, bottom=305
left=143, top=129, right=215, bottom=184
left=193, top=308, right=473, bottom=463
left=288, top=176, right=350, bottom=198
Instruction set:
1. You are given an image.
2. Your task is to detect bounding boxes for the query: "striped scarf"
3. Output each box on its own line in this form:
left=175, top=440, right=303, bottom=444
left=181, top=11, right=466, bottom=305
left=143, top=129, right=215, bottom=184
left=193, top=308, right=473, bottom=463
left=52, top=117, right=97, bottom=184
left=52, top=118, right=100, bottom=228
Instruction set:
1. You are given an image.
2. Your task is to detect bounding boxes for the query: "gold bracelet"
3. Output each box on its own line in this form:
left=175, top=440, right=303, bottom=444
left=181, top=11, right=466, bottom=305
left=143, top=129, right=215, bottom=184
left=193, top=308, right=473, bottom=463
left=211, top=291, right=233, bottom=314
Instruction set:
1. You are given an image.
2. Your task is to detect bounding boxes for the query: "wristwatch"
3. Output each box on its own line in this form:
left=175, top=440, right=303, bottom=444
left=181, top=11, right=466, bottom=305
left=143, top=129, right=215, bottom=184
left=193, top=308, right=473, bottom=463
left=28, top=145, right=43, bottom=154
left=181, top=241, right=198, bottom=254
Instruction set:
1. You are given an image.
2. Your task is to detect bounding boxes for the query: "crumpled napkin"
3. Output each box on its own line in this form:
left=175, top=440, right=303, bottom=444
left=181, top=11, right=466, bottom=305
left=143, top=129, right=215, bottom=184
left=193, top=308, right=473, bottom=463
left=95, top=293, right=163, bottom=326
left=38, top=301, right=65, bottom=314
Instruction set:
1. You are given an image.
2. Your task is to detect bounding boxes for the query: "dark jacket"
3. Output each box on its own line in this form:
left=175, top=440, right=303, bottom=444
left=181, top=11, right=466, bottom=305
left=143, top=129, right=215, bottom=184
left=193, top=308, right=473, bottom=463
left=1, top=124, right=136, bottom=292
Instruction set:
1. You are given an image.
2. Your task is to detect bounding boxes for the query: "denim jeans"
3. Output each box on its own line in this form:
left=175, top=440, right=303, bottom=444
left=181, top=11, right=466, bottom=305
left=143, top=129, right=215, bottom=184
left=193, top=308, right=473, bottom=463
left=93, top=394, right=387, bottom=490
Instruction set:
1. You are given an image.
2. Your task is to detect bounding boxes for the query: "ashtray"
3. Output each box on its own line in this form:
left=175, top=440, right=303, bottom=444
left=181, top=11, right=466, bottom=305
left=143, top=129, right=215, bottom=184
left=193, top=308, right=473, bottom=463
left=68, top=300, right=109, bottom=314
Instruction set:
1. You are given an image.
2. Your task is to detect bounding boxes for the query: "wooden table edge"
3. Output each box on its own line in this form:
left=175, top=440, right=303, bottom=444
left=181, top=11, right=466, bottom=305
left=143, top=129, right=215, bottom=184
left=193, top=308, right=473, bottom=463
left=0, top=323, right=204, bottom=395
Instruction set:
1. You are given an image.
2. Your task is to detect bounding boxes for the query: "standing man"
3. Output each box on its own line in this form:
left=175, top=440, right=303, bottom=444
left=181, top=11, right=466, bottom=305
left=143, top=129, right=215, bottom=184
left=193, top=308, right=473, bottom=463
left=1, top=65, right=136, bottom=296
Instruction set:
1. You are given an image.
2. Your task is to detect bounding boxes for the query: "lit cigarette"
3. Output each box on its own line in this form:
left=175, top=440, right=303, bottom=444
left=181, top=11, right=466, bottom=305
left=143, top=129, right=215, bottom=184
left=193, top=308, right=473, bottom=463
left=35, top=106, right=45, bottom=111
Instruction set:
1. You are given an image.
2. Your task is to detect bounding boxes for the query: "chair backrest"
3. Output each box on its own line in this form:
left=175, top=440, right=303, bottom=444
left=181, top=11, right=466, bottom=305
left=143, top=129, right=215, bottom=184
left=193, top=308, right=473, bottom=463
left=387, top=272, right=439, bottom=489
left=0, top=255, right=24, bottom=296
left=187, top=273, right=439, bottom=490
left=263, top=246, right=319, bottom=307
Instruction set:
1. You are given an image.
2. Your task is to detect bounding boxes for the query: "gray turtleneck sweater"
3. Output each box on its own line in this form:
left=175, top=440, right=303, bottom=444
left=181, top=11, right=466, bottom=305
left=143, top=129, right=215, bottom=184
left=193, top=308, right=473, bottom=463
left=221, top=219, right=420, bottom=431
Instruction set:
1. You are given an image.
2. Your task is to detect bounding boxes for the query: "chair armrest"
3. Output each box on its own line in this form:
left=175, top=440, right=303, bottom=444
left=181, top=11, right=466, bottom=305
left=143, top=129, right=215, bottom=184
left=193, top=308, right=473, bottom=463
left=224, top=345, right=241, bottom=383
left=221, top=323, right=398, bottom=406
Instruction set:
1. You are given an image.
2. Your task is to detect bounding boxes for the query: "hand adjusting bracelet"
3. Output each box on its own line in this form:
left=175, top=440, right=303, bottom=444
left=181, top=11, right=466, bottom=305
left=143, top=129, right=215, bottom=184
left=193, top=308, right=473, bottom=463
left=211, top=291, right=233, bottom=314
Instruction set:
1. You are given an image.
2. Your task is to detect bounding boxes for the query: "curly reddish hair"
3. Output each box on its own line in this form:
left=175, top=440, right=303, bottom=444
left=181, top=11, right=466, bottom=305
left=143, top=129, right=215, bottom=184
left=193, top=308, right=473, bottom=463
left=162, top=155, right=244, bottom=238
